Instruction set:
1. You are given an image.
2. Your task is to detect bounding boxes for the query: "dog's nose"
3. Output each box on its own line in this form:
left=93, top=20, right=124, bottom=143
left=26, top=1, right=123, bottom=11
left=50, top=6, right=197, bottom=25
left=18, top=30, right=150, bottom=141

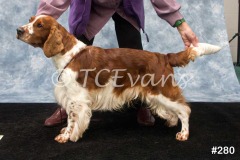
left=17, top=27, right=25, bottom=36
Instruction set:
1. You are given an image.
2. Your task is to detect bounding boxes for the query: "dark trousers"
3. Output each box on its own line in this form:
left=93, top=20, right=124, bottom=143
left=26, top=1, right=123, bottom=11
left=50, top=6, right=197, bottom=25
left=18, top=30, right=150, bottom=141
left=77, top=13, right=143, bottom=50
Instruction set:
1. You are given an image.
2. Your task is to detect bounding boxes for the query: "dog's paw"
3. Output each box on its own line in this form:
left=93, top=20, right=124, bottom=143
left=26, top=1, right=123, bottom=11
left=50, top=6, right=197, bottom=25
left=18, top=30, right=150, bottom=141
left=60, top=127, right=67, bottom=134
left=69, top=131, right=82, bottom=142
left=176, top=131, right=189, bottom=141
left=55, top=134, right=70, bottom=143
left=70, top=135, right=81, bottom=142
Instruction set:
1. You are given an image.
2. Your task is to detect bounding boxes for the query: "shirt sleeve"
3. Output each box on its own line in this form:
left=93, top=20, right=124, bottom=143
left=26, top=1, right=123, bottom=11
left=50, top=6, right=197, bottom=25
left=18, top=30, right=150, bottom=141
left=36, top=0, right=71, bottom=19
left=150, top=0, right=184, bottom=26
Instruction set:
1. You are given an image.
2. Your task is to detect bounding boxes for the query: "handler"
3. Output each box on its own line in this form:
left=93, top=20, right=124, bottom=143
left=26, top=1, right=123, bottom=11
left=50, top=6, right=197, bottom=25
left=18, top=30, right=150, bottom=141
left=36, top=0, right=199, bottom=127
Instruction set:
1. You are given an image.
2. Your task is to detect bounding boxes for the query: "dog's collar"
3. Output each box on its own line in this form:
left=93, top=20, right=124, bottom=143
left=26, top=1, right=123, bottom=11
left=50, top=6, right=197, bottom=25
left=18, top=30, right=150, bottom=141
left=58, top=54, right=78, bottom=81
left=57, top=43, right=87, bottom=81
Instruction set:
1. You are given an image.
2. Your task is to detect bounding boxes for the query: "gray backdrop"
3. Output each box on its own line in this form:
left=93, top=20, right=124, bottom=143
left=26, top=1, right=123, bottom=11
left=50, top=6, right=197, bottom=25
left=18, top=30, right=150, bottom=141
left=0, top=0, right=240, bottom=102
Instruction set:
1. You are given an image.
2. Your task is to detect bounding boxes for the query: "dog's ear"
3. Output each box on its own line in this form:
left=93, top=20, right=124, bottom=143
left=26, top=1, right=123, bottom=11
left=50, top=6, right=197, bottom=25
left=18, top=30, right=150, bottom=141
left=43, top=26, right=64, bottom=58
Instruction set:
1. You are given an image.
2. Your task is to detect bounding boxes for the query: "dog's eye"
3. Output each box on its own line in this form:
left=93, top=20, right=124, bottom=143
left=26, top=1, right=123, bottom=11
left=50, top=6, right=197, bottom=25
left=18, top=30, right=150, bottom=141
left=37, top=23, right=43, bottom=28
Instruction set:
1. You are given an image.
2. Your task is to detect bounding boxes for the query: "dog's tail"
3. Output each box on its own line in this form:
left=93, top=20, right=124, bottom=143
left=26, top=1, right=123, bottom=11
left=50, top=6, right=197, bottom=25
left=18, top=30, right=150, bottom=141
left=166, top=43, right=221, bottom=67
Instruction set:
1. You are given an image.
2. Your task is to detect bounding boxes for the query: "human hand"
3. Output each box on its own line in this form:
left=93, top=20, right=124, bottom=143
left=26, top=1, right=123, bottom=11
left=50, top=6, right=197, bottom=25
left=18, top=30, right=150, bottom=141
left=177, top=22, right=199, bottom=48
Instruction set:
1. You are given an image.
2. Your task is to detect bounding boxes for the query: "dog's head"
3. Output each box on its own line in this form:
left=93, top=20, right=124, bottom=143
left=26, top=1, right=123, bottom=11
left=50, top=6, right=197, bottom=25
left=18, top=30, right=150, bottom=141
left=16, top=15, right=64, bottom=58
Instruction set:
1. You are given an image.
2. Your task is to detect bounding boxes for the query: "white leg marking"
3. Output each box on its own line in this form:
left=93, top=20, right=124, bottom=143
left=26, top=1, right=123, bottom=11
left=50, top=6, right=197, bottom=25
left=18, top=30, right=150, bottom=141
left=55, top=102, right=92, bottom=143
left=147, top=94, right=190, bottom=141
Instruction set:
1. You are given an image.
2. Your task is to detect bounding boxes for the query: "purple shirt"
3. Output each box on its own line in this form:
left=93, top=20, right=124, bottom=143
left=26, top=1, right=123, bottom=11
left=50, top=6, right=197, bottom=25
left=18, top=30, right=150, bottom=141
left=83, top=0, right=140, bottom=40
left=36, top=0, right=183, bottom=40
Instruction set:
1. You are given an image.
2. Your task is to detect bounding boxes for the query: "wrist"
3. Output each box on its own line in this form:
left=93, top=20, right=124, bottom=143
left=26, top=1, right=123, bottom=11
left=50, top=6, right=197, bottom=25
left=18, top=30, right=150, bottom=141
left=173, top=18, right=186, bottom=28
left=176, top=22, right=189, bottom=32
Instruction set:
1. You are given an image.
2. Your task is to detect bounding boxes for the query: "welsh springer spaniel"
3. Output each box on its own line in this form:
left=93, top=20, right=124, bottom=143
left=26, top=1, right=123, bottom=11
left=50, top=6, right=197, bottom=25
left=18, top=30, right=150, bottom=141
left=17, top=15, right=221, bottom=143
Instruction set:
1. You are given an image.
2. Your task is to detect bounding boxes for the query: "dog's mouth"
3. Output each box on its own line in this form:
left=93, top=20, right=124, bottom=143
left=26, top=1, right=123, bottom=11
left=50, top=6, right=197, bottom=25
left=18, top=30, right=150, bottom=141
left=16, top=35, right=41, bottom=48
left=16, top=34, right=21, bottom=40
left=27, top=41, right=41, bottom=48
left=30, top=43, right=41, bottom=48
left=19, top=41, right=39, bottom=48
left=16, top=34, right=26, bottom=42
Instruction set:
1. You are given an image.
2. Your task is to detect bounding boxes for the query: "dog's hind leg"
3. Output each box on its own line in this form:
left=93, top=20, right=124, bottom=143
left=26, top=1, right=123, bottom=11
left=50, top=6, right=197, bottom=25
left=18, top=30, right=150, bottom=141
left=164, top=112, right=179, bottom=127
left=149, top=103, right=178, bottom=127
left=147, top=94, right=191, bottom=141
left=55, top=101, right=92, bottom=143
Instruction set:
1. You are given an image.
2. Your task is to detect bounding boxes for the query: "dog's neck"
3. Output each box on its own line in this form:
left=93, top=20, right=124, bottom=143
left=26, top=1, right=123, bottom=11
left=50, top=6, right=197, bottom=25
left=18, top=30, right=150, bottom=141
left=52, top=38, right=86, bottom=70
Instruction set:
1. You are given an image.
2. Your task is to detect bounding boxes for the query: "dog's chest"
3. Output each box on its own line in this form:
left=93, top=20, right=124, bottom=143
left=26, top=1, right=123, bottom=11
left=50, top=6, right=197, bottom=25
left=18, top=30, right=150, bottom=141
left=54, top=68, right=90, bottom=107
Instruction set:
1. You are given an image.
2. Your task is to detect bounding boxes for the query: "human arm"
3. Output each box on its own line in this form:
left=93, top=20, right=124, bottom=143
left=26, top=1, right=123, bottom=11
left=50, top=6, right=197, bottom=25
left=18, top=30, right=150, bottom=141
left=36, top=0, right=71, bottom=19
left=177, top=22, right=198, bottom=48
left=150, top=0, right=198, bottom=48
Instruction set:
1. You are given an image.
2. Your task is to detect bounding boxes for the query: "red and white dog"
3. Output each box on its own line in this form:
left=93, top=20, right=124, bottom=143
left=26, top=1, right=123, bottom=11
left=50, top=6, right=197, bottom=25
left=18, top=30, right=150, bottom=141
left=17, top=15, right=221, bottom=143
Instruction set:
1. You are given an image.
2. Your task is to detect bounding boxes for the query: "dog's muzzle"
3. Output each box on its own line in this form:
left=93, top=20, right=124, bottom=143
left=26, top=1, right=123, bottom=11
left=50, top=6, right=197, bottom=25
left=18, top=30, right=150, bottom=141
left=16, top=27, right=25, bottom=38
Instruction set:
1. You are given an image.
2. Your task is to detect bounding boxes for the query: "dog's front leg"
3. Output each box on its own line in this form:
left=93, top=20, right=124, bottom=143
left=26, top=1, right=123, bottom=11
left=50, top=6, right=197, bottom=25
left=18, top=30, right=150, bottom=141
left=55, top=102, right=92, bottom=143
